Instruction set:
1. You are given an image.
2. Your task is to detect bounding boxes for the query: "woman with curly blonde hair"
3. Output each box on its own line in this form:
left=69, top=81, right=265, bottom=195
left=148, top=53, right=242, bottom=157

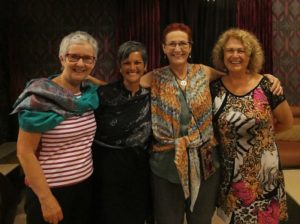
left=210, top=28, right=293, bottom=223
left=212, top=28, right=264, bottom=74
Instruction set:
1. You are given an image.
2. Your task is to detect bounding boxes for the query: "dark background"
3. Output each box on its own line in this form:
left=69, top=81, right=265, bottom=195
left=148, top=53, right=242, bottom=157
left=0, top=0, right=299, bottom=144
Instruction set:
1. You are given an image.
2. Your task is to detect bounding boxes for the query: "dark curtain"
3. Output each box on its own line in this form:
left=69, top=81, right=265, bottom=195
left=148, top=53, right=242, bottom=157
left=160, top=0, right=236, bottom=66
left=117, top=0, right=160, bottom=73
left=236, top=0, right=273, bottom=73
left=3, top=0, right=120, bottom=141
left=0, top=1, right=15, bottom=143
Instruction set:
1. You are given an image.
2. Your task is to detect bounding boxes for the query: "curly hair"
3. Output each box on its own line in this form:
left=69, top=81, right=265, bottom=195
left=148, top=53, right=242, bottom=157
left=212, top=28, right=264, bottom=74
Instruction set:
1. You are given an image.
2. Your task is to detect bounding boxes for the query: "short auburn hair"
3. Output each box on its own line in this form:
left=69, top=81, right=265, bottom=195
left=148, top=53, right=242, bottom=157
left=162, top=23, right=193, bottom=43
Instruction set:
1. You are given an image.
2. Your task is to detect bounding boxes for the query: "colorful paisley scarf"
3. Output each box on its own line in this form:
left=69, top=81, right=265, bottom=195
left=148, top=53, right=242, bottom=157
left=151, top=64, right=217, bottom=211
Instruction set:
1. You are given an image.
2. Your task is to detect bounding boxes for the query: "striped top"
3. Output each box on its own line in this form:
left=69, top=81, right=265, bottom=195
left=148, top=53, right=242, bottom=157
left=37, top=110, right=96, bottom=188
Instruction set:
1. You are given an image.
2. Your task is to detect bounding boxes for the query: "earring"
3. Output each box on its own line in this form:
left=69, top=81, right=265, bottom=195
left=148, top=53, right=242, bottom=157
left=189, top=54, right=191, bottom=59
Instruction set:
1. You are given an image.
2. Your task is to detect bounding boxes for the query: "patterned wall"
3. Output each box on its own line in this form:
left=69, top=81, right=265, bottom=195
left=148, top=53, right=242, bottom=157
left=1, top=0, right=299, bottom=143
left=0, top=0, right=119, bottom=143
left=272, top=0, right=300, bottom=106
left=7, top=0, right=119, bottom=101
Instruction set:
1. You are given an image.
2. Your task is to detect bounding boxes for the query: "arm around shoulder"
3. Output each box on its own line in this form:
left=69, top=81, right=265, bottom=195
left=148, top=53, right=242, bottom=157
left=264, top=74, right=283, bottom=95
left=203, top=65, right=226, bottom=82
left=140, top=71, right=153, bottom=88
left=86, top=75, right=107, bottom=86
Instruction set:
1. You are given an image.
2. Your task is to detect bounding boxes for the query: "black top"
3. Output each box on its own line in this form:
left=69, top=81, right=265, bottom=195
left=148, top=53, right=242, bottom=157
left=94, top=81, right=151, bottom=149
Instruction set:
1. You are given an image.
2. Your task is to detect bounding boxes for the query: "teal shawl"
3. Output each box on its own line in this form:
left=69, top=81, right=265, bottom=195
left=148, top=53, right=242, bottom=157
left=11, top=76, right=99, bottom=132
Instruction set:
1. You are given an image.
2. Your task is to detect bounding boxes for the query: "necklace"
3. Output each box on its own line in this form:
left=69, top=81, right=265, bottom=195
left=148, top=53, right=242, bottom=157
left=176, top=76, right=187, bottom=87
left=170, top=65, right=189, bottom=87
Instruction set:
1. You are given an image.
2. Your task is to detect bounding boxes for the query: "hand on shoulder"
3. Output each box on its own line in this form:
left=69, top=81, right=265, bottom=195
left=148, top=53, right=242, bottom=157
left=263, top=74, right=283, bottom=95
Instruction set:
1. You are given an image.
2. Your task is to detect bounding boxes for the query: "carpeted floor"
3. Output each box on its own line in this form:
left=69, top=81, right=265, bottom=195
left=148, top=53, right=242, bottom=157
left=5, top=144, right=300, bottom=224
left=13, top=191, right=300, bottom=224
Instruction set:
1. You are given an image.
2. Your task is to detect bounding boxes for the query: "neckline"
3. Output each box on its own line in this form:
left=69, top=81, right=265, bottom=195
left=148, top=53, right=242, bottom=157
left=170, top=64, right=191, bottom=87
left=120, top=81, right=142, bottom=97
left=220, top=75, right=264, bottom=97
left=49, top=75, right=81, bottom=95
left=52, top=74, right=81, bottom=94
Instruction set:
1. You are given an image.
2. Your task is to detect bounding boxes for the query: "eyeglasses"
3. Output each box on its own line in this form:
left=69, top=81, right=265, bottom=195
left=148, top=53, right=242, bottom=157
left=65, top=53, right=96, bottom=64
left=165, top=41, right=191, bottom=50
left=224, top=48, right=246, bottom=55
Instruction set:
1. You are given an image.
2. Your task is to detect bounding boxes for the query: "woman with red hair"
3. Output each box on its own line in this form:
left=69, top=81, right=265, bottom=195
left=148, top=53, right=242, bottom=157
left=141, top=23, right=282, bottom=224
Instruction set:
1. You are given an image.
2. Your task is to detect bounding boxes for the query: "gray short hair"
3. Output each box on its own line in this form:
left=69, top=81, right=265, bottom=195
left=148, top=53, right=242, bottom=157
left=59, top=31, right=98, bottom=58
left=117, top=41, right=148, bottom=64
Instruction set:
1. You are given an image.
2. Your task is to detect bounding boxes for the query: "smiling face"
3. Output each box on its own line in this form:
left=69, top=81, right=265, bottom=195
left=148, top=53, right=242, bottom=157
left=120, top=51, right=146, bottom=86
left=60, top=42, right=96, bottom=85
left=223, top=37, right=250, bottom=74
left=163, top=30, right=191, bottom=66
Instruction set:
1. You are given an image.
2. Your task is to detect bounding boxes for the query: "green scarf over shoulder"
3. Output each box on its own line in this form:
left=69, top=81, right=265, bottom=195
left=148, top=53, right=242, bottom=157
left=11, top=76, right=99, bottom=132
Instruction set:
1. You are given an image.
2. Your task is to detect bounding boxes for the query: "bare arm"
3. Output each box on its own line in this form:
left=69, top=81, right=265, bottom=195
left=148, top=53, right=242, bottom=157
left=140, top=71, right=153, bottom=88
left=272, top=101, right=294, bottom=133
left=203, top=65, right=226, bottom=82
left=17, top=129, right=63, bottom=224
left=86, top=75, right=107, bottom=86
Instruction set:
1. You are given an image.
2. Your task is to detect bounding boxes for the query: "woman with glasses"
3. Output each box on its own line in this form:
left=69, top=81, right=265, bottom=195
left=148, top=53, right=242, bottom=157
left=211, top=28, right=293, bottom=224
left=147, top=22, right=223, bottom=224
left=12, top=31, right=99, bottom=224
left=140, top=23, right=282, bottom=224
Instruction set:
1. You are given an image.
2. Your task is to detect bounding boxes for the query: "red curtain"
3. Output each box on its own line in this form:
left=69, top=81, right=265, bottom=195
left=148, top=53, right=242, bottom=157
left=236, top=0, right=273, bottom=73
left=117, top=0, right=161, bottom=73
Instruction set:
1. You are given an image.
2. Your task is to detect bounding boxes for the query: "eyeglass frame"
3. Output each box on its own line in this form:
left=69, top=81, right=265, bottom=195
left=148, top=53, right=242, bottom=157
left=164, top=41, right=193, bottom=50
left=223, top=47, right=247, bottom=55
left=65, top=53, right=96, bottom=64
